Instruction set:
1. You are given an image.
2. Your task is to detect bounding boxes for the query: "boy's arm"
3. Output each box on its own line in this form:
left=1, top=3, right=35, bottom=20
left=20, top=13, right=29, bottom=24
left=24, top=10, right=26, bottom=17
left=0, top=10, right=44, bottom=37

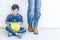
left=5, top=15, right=11, bottom=25
left=18, top=22, right=23, bottom=25
left=5, top=22, right=11, bottom=24
left=18, top=15, right=23, bottom=25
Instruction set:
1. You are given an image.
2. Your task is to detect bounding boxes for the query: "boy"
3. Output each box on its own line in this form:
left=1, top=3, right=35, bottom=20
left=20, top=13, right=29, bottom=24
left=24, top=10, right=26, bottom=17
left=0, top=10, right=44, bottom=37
left=5, top=4, right=26, bottom=38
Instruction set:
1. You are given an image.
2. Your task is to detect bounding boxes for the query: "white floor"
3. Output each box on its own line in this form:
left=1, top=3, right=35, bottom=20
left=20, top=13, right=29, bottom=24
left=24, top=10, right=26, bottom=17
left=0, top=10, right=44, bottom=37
left=0, top=28, right=60, bottom=40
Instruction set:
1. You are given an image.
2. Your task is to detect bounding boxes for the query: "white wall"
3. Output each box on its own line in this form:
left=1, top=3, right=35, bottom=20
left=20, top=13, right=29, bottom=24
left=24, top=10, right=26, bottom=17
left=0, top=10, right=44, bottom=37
left=0, top=0, right=60, bottom=28
left=39, top=0, right=60, bottom=28
left=0, top=0, right=28, bottom=27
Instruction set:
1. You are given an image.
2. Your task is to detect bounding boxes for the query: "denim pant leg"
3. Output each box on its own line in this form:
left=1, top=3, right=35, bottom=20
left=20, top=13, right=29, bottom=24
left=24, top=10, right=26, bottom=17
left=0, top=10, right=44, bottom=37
left=27, top=0, right=35, bottom=27
left=6, top=26, right=16, bottom=36
left=34, top=0, right=41, bottom=28
left=18, top=27, right=26, bottom=34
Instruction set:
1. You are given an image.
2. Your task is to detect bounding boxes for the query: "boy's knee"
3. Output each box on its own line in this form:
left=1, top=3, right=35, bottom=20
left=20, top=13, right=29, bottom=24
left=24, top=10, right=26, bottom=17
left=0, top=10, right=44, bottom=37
left=6, top=26, right=10, bottom=31
left=19, top=27, right=26, bottom=33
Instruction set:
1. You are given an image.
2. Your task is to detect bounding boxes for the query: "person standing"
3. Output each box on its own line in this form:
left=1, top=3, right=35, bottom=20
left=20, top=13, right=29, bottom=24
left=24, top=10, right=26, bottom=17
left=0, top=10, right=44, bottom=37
left=27, top=0, right=41, bottom=34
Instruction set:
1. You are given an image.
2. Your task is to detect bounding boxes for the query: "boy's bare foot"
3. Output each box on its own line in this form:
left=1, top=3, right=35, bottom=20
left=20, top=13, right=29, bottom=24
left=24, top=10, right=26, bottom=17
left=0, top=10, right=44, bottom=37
left=28, top=26, right=33, bottom=32
left=33, top=28, right=38, bottom=34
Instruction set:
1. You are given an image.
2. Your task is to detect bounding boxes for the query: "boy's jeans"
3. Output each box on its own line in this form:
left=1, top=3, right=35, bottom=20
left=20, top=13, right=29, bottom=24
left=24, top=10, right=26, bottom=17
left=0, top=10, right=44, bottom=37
left=27, top=0, right=41, bottom=28
left=6, top=26, right=26, bottom=36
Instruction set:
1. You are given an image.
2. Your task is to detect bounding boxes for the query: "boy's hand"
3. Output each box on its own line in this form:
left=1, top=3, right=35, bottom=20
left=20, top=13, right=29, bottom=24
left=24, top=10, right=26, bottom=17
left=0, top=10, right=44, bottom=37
left=9, top=22, right=12, bottom=24
left=18, top=22, right=23, bottom=25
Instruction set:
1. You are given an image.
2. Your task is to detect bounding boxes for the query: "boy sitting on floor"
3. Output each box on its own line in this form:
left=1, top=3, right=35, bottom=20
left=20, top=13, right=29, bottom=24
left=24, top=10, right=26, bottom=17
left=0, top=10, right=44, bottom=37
left=5, top=4, right=26, bottom=38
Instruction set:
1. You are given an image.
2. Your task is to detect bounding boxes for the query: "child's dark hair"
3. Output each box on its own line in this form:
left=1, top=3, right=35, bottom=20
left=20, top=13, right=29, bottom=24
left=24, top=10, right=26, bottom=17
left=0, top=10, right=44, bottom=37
left=12, top=4, right=19, bottom=10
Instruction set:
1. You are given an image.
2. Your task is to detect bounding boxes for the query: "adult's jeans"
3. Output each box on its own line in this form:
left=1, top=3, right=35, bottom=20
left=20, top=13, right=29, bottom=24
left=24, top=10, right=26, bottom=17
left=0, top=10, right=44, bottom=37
left=27, top=0, right=41, bottom=28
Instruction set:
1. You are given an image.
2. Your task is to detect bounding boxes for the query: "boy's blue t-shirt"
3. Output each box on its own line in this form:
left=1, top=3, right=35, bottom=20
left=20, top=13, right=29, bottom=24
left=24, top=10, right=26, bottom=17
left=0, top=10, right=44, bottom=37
left=6, top=13, right=23, bottom=22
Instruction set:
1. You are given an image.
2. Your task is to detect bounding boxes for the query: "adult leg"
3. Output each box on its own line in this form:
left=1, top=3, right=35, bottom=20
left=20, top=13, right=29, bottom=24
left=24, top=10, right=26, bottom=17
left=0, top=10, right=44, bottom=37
left=33, top=0, right=41, bottom=34
left=27, top=0, right=35, bottom=32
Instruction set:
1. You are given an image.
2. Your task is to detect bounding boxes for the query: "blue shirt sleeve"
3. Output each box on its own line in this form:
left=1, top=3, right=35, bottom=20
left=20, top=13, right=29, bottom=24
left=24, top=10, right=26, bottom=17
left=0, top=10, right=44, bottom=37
left=18, top=16, right=23, bottom=22
left=5, top=15, right=10, bottom=22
